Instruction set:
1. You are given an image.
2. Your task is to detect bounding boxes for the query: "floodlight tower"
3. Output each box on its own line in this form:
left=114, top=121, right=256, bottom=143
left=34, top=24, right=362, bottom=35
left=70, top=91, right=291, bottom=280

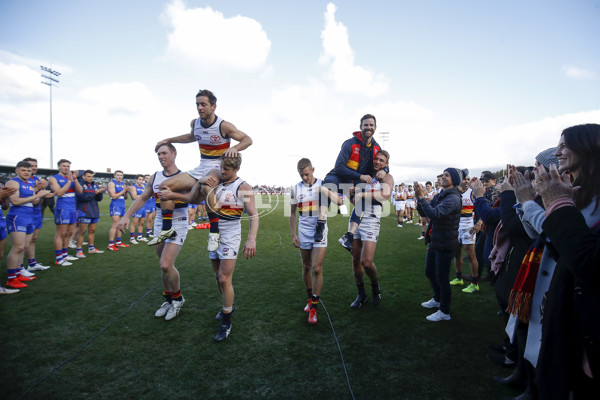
left=40, top=65, right=61, bottom=168
left=378, top=131, right=389, bottom=149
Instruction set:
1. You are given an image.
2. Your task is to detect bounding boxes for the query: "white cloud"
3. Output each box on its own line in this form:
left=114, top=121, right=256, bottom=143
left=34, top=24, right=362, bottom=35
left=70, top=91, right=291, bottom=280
left=563, top=65, right=595, bottom=79
left=162, top=0, right=271, bottom=72
left=0, top=62, right=47, bottom=103
left=319, top=3, right=388, bottom=97
left=80, top=82, right=157, bottom=116
left=493, top=110, right=600, bottom=165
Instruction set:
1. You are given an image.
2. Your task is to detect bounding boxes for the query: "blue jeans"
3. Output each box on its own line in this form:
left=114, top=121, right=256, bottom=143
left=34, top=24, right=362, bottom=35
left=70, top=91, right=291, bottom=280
left=425, top=248, right=453, bottom=314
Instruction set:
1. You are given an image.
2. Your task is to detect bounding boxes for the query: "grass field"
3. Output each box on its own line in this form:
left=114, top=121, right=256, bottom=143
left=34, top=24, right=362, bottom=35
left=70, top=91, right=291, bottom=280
left=1, top=195, right=521, bottom=399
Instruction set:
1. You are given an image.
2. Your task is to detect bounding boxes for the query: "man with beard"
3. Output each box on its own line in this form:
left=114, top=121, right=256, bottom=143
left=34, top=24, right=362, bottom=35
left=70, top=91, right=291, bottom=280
left=317, top=114, right=388, bottom=251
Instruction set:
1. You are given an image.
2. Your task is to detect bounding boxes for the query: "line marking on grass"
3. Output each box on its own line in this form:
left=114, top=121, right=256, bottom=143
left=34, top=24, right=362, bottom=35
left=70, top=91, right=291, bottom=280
left=320, top=299, right=356, bottom=400
left=274, top=230, right=356, bottom=400
left=18, top=248, right=203, bottom=400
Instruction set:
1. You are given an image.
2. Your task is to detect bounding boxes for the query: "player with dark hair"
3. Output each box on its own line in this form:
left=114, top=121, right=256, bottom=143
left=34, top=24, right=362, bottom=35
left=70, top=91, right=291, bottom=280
left=5, top=161, right=50, bottom=288
left=107, top=170, right=129, bottom=251
left=324, top=114, right=389, bottom=252
left=49, top=159, right=83, bottom=265
left=75, top=170, right=106, bottom=257
left=128, top=174, right=147, bottom=244
left=1, top=181, right=19, bottom=294
left=153, top=89, right=253, bottom=251
left=22, top=157, right=53, bottom=271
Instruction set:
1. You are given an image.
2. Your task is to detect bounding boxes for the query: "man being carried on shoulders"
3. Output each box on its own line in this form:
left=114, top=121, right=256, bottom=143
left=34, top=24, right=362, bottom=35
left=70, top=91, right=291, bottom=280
left=153, top=89, right=252, bottom=251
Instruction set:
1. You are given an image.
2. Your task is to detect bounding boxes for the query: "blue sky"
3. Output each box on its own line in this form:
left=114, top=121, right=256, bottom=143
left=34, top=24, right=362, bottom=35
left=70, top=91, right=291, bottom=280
left=1, top=0, right=598, bottom=186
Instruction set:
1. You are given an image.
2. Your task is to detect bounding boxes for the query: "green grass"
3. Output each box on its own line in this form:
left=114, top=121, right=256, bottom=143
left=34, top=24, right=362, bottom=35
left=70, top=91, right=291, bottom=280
left=1, top=196, right=520, bottom=399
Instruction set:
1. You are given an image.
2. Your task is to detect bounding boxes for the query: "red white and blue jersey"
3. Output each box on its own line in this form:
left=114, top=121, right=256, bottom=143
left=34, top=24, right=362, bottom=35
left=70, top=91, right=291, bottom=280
left=133, top=184, right=144, bottom=198
left=53, top=173, right=76, bottom=209
left=142, top=183, right=155, bottom=210
left=110, top=179, right=126, bottom=206
left=8, top=177, right=34, bottom=215
left=193, top=115, right=230, bottom=161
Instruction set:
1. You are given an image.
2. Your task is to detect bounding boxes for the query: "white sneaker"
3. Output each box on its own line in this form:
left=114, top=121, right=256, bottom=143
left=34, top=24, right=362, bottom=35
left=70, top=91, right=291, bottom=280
left=82, top=241, right=88, bottom=245
left=191, top=222, right=197, bottom=227
left=147, top=228, right=175, bottom=246
left=417, top=235, right=425, bottom=240
left=207, top=232, right=220, bottom=252
left=165, top=297, right=185, bottom=321
left=155, top=302, right=172, bottom=318
left=1, top=286, right=20, bottom=295
left=20, top=268, right=35, bottom=278
left=65, top=255, right=79, bottom=261
left=397, top=224, right=403, bottom=228
left=130, top=238, right=139, bottom=245
left=35, top=262, right=51, bottom=270
left=56, top=259, right=73, bottom=266
left=426, top=310, right=451, bottom=321
left=76, top=252, right=87, bottom=258
left=187, top=225, right=194, bottom=230
left=421, top=298, right=440, bottom=309
left=138, top=237, right=149, bottom=242
left=68, top=240, right=77, bottom=249
left=27, top=264, right=46, bottom=272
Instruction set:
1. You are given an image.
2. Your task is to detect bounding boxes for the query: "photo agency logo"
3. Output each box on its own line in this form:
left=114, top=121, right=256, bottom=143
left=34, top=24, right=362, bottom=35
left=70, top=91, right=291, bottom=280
left=205, top=181, right=395, bottom=221
left=277, top=182, right=394, bottom=219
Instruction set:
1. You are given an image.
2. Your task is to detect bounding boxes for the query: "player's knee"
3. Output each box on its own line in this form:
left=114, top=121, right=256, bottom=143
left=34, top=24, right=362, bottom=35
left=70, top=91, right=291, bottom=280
left=218, top=273, right=231, bottom=287
left=361, top=257, right=374, bottom=270
left=160, top=262, right=173, bottom=274
left=312, top=263, right=322, bottom=275
left=11, top=242, right=26, bottom=253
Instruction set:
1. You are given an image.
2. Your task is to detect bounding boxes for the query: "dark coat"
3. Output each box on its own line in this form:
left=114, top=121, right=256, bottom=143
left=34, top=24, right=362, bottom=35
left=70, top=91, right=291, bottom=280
left=537, top=206, right=600, bottom=399
left=326, top=131, right=382, bottom=185
left=417, top=186, right=461, bottom=251
left=75, top=179, right=103, bottom=219
left=494, top=191, right=535, bottom=311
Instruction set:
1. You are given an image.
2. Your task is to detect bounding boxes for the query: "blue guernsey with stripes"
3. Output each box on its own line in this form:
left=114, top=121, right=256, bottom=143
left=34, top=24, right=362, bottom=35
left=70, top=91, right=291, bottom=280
left=53, top=173, right=76, bottom=209
left=8, top=177, right=35, bottom=215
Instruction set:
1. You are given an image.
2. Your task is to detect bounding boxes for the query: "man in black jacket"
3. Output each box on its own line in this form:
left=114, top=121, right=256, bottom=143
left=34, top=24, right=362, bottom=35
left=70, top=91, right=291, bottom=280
left=75, top=170, right=106, bottom=257
left=415, top=168, right=462, bottom=322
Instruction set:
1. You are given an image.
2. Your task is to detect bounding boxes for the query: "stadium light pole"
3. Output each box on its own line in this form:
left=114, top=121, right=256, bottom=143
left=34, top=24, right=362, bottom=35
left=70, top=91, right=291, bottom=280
left=378, top=131, right=389, bottom=149
left=41, top=65, right=61, bottom=168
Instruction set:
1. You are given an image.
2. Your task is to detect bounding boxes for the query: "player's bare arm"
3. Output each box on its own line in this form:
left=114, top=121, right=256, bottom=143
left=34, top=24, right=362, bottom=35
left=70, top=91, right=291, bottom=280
left=318, top=186, right=344, bottom=206
left=7, top=180, right=50, bottom=206
left=289, top=197, right=300, bottom=248
left=49, top=175, right=71, bottom=197
left=73, top=174, right=83, bottom=194
left=0, top=185, right=17, bottom=204
left=107, top=181, right=119, bottom=200
left=240, top=182, right=258, bottom=259
left=221, top=121, right=252, bottom=157
left=118, top=175, right=155, bottom=232
left=356, top=175, right=394, bottom=203
left=154, top=120, right=197, bottom=152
